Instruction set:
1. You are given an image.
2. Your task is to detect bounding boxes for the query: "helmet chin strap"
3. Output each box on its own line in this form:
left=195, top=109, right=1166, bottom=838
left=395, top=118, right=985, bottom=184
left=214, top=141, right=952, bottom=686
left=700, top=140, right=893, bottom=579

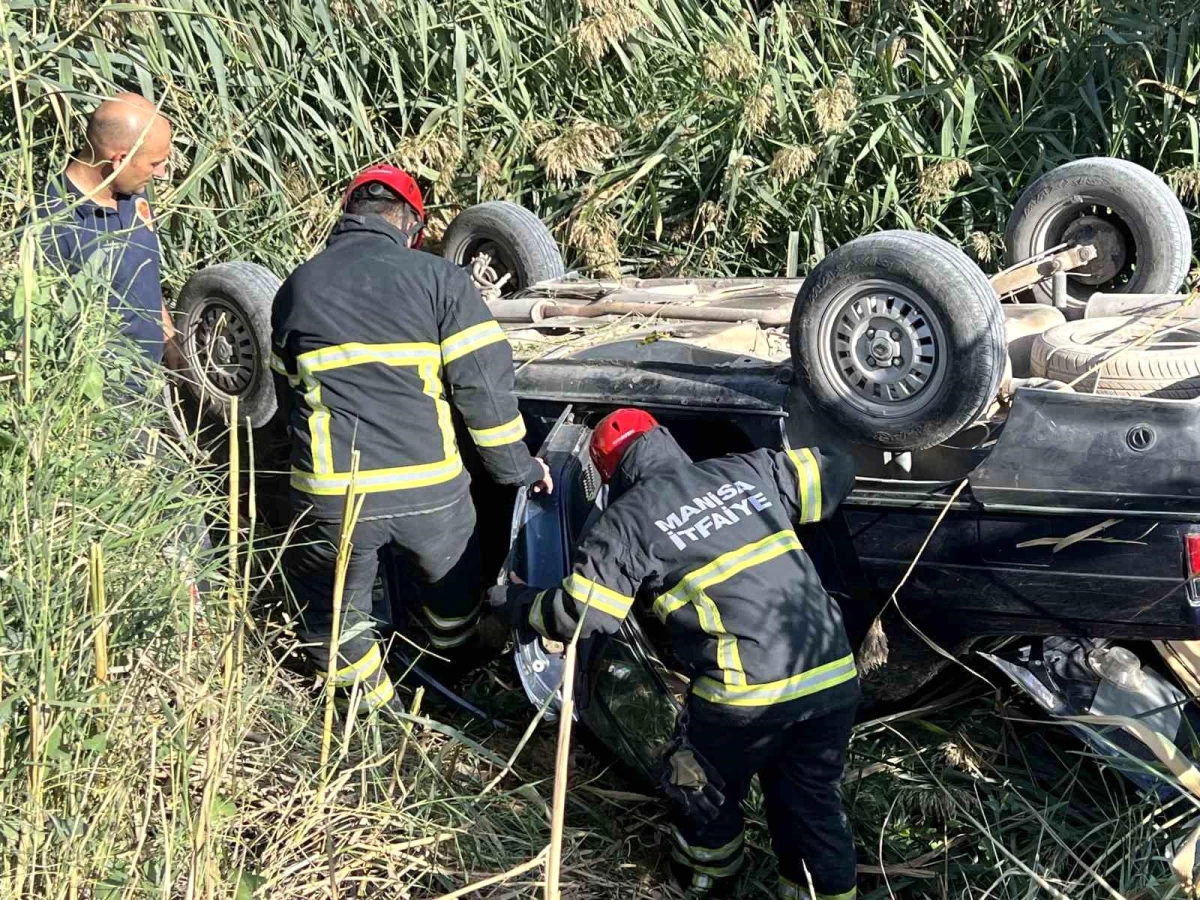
left=400, top=220, right=424, bottom=247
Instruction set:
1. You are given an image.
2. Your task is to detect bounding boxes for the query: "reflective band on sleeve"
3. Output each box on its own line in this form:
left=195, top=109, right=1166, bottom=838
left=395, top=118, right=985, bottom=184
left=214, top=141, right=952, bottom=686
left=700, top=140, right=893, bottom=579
left=469, top=414, right=527, bottom=448
left=779, top=876, right=801, bottom=900
left=291, top=454, right=463, bottom=496
left=423, top=605, right=479, bottom=631
left=269, top=352, right=300, bottom=385
left=440, top=320, right=506, bottom=364
left=529, top=591, right=549, bottom=638
left=786, top=447, right=822, bottom=524
left=671, top=827, right=743, bottom=863
left=362, top=676, right=395, bottom=711
left=562, top=573, right=634, bottom=620
left=672, top=855, right=743, bottom=879
left=815, top=890, right=857, bottom=900
left=692, top=653, right=857, bottom=707
left=330, top=644, right=382, bottom=687
left=428, top=627, right=477, bottom=650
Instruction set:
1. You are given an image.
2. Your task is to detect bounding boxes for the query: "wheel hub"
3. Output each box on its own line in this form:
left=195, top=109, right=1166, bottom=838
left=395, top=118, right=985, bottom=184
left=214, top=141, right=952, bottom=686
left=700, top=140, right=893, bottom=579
left=867, top=330, right=901, bottom=365
left=1062, top=215, right=1128, bottom=285
left=191, top=298, right=255, bottom=396
left=213, top=334, right=234, bottom=366
left=464, top=239, right=516, bottom=300
left=819, top=280, right=945, bottom=418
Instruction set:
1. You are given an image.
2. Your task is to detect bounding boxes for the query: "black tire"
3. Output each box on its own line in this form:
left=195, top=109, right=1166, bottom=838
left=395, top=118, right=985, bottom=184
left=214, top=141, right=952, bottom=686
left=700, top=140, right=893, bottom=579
left=175, top=262, right=281, bottom=429
left=791, top=230, right=1007, bottom=451
left=441, top=201, right=564, bottom=295
left=1005, top=157, right=1192, bottom=314
left=1029, top=315, right=1200, bottom=398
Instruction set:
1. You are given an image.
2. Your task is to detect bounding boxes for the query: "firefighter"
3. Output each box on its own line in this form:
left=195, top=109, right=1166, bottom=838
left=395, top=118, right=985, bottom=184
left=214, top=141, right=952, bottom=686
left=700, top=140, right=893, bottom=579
left=486, top=408, right=859, bottom=900
left=272, top=164, right=553, bottom=714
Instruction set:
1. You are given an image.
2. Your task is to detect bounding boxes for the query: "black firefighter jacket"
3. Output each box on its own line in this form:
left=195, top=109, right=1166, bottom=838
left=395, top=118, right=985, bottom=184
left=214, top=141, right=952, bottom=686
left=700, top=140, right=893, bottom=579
left=270, top=214, right=543, bottom=520
left=495, top=427, right=860, bottom=722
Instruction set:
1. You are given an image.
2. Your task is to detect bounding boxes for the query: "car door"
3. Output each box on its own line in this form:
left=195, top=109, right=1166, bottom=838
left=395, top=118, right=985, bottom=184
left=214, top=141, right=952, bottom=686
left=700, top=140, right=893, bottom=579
left=506, top=408, right=680, bottom=786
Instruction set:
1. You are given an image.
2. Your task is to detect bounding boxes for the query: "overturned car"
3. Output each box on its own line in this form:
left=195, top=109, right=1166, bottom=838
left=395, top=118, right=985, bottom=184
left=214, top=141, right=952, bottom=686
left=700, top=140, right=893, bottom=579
left=172, top=157, right=1200, bottom=809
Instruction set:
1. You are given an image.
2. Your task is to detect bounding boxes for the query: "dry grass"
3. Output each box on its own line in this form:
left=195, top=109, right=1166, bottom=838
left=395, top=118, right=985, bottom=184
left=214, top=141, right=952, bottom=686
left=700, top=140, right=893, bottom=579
left=5, top=1, right=1200, bottom=896
left=536, top=121, right=623, bottom=183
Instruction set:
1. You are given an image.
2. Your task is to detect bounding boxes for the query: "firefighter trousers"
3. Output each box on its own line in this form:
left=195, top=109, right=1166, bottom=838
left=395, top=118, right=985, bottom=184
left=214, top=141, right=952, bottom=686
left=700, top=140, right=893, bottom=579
left=670, top=698, right=858, bottom=900
left=284, top=495, right=481, bottom=710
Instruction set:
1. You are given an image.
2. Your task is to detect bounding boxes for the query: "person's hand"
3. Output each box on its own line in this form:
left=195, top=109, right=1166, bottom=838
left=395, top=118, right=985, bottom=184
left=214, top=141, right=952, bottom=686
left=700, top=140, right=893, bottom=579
left=485, top=583, right=522, bottom=626
left=508, top=571, right=526, bottom=586
left=531, top=457, right=554, bottom=495
left=659, top=739, right=726, bottom=827
left=163, top=335, right=184, bottom=372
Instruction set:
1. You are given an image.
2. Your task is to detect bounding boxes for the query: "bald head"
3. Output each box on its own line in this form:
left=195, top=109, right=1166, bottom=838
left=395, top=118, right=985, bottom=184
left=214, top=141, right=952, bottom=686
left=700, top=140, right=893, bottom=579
left=83, top=92, right=172, bottom=195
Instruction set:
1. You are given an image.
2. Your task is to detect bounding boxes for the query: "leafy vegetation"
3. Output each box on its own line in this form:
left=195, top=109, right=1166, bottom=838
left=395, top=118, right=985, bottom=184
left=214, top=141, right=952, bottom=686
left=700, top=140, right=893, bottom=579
left=3, top=0, right=1200, bottom=897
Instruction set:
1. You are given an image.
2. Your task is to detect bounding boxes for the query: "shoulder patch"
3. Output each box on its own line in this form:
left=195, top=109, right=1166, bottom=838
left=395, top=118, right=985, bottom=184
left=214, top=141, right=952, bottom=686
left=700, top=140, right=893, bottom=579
left=134, top=197, right=154, bottom=231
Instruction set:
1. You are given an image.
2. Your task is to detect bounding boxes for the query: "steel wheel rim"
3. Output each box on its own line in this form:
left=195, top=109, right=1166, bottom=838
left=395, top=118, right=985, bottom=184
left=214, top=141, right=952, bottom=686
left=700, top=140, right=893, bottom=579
left=815, top=279, right=948, bottom=419
left=188, top=296, right=257, bottom=397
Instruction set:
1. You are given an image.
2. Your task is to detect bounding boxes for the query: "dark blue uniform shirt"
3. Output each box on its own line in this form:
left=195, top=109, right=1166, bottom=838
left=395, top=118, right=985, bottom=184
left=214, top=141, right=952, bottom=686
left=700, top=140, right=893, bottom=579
left=33, top=178, right=165, bottom=365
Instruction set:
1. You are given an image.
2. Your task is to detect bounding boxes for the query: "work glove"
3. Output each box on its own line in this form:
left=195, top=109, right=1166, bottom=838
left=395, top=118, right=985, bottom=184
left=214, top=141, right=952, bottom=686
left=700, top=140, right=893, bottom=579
left=658, top=735, right=726, bottom=827
left=484, top=583, right=529, bottom=628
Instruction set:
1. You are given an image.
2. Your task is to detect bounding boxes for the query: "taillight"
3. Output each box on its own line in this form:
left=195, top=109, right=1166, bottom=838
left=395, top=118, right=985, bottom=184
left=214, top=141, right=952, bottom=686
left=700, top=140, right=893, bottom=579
left=1188, top=533, right=1200, bottom=580
left=1185, top=533, right=1200, bottom=627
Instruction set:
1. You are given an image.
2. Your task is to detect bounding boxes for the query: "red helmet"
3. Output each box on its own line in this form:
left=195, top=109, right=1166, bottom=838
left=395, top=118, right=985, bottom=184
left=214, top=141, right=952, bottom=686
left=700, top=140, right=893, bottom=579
left=342, top=164, right=426, bottom=248
left=590, top=408, right=659, bottom=483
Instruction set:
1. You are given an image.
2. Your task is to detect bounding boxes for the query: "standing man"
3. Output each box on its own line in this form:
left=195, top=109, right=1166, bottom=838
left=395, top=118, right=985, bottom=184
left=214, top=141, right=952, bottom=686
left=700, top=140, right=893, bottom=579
left=31, top=92, right=178, bottom=378
left=487, top=409, right=860, bottom=900
left=272, top=164, right=552, bottom=714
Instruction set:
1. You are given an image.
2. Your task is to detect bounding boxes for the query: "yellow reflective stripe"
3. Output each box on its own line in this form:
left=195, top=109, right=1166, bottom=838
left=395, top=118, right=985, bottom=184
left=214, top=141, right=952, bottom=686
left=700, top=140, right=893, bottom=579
left=422, top=605, right=478, bottom=631
left=563, top=572, right=634, bottom=620
left=719, top=620, right=746, bottom=687
left=671, top=827, right=743, bottom=863
left=671, top=854, right=744, bottom=879
left=653, top=530, right=803, bottom=622
left=529, top=591, right=549, bottom=638
left=815, top=890, right=857, bottom=900
left=269, top=352, right=300, bottom=385
left=469, top=414, right=527, bottom=448
left=294, top=342, right=443, bottom=477
left=300, top=374, right=334, bottom=475
left=440, top=320, right=506, bottom=364
left=296, top=341, right=439, bottom=374
left=428, top=627, right=476, bottom=650
left=421, top=361, right=457, bottom=463
left=362, top=676, right=395, bottom=710
left=787, top=447, right=822, bottom=524
left=692, top=653, right=857, bottom=707
left=653, top=531, right=802, bottom=689
left=330, top=644, right=382, bottom=687
left=290, top=454, right=463, bottom=495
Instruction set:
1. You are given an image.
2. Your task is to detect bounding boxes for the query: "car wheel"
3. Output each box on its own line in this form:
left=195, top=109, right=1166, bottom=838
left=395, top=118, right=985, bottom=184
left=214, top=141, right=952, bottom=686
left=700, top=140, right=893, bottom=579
left=175, top=262, right=281, bottom=429
left=441, top=201, right=565, bottom=297
left=790, top=230, right=1007, bottom=451
left=1004, top=157, right=1191, bottom=316
left=1030, top=315, right=1200, bottom=397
